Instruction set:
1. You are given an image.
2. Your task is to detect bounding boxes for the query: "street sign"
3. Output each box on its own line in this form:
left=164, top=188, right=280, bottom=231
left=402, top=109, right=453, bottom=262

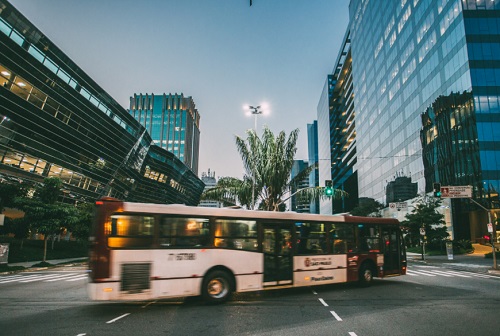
left=389, top=202, right=407, bottom=211
left=488, top=223, right=493, bottom=233
left=440, top=185, right=472, bottom=198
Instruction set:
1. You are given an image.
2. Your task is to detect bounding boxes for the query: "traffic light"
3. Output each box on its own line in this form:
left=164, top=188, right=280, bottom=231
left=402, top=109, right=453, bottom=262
left=433, top=183, right=441, bottom=197
left=325, top=180, right=333, bottom=196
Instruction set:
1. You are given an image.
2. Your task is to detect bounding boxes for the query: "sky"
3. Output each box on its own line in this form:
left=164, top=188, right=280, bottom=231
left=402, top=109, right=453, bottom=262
left=9, top=0, right=350, bottom=180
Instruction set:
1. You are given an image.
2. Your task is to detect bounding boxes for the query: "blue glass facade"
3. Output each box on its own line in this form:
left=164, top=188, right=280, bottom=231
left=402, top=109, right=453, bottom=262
left=307, top=120, right=319, bottom=214
left=348, top=0, right=500, bottom=239
left=129, top=93, right=200, bottom=175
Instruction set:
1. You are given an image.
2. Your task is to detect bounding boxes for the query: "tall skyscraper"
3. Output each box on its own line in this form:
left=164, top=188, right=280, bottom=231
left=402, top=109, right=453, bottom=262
left=318, top=28, right=358, bottom=214
left=307, top=120, right=319, bottom=214
left=129, top=93, right=200, bottom=175
left=291, top=160, right=310, bottom=213
left=346, top=0, right=500, bottom=240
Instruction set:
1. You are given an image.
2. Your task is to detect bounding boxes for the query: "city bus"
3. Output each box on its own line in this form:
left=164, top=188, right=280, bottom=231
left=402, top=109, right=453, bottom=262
left=88, top=197, right=406, bottom=303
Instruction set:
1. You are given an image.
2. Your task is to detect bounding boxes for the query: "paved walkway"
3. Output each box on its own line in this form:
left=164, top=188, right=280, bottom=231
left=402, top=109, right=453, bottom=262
left=408, top=244, right=500, bottom=276
left=6, top=257, right=88, bottom=268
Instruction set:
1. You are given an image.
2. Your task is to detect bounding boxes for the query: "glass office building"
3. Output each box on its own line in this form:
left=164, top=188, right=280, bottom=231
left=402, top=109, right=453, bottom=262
left=317, top=28, right=357, bottom=215
left=349, top=0, right=500, bottom=239
left=307, top=120, right=319, bottom=214
left=129, top=93, right=200, bottom=175
left=0, top=0, right=204, bottom=206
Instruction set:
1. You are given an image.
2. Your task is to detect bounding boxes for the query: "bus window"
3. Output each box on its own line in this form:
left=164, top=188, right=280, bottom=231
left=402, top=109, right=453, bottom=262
left=296, top=222, right=326, bottom=255
left=357, top=224, right=381, bottom=253
left=107, top=215, right=154, bottom=248
left=331, top=224, right=356, bottom=253
left=160, top=217, right=210, bottom=248
left=214, top=219, right=257, bottom=251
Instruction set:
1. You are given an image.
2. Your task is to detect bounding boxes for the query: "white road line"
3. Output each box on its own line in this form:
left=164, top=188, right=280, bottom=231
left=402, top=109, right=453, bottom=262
left=318, top=298, right=328, bottom=307
left=420, top=270, right=453, bottom=277
left=66, top=275, right=88, bottom=282
left=76, top=334, right=86, bottom=336
left=106, top=313, right=130, bottom=324
left=330, top=311, right=343, bottom=321
left=438, top=270, right=471, bottom=278
left=405, top=270, right=419, bottom=276
left=44, top=273, right=85, bottom=282
left=311, top=289, right=317, bottom=295
left=348, top=332, right=358, bottom=336
left=0, top=274, right=46, bottom=283
left=407, top=270, right=436, bottom=276
left=20, top=273, right=77, bottom=283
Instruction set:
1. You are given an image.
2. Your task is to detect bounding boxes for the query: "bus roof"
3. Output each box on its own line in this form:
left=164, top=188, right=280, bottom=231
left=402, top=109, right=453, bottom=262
left=117, top=201, right=399, bottom=225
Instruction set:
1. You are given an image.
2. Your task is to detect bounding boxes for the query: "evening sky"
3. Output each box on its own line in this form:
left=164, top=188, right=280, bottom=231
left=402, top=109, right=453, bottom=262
left=10, top=0, right=350, bottom=180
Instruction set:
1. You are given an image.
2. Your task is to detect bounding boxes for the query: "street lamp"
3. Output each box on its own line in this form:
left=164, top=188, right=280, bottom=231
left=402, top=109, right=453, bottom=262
left=243, top=103, right=269, bottom=210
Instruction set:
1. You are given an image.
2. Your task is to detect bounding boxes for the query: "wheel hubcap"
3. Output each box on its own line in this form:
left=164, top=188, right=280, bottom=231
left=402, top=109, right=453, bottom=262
left=208, top=278, right=228, bottom=298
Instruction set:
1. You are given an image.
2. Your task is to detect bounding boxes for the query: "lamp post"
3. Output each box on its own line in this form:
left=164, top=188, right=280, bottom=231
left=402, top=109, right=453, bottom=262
left=244, top=104, right=268, bottom=210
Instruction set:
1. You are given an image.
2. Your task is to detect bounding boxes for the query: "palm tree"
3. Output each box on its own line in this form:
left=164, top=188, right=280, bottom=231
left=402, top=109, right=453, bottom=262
left=202, top=126, right=347, bottom=211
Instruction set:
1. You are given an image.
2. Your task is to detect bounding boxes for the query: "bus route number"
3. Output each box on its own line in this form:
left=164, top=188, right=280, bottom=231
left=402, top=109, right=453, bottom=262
left=168, top=253, right=196, bottom=261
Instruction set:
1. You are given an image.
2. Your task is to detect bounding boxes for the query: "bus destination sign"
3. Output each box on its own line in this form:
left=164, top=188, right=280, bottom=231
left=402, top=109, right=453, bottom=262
left=440, top=186, right=472, bottom=198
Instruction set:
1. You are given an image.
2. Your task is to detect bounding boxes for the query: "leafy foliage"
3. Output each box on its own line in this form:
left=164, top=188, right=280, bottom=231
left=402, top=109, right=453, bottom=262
left=400, top=198, right=449, bottom=248
left=349, top=198, right=384, bottom=217
left=202, top=127, right=346, bottom=211
left=13, top=177, right=80, bottom=261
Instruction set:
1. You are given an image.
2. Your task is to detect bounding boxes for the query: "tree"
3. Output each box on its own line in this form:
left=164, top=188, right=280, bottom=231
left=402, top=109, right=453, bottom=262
left=14, top=177, right=80, bottom=261
left=349, top=198, right=384, bottom=217
left=401, top=197, right=448, bottom=248
left=202, top=127, right=346, bottom=210
left=0, top=181, right=30, bottom=213
left=70, top=202, right=95, bottom=242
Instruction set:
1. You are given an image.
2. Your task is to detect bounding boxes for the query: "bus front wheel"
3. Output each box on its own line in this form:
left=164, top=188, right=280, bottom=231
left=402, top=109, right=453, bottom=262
left=202, top=270, right=232, bottom=304
left=358, top=263, right=374, bottom=287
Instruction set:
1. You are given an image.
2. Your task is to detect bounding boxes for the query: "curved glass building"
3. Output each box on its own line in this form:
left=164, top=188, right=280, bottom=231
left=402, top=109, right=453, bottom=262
left=0, top=0, right=204, bottom=205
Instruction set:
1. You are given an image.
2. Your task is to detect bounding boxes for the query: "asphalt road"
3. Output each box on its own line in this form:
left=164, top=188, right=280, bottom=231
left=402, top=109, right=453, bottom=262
left=0, top=263, right=499, bottom=336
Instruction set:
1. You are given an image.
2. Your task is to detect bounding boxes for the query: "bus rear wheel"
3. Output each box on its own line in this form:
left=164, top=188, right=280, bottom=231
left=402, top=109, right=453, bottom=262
left=358, top=263, right=374, bottom=287
left=202, top=270, right=232, bottom=304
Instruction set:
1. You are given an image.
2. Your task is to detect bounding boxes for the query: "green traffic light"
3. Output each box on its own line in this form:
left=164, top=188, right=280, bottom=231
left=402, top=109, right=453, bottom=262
left=325, top=187, right=333, bottom=196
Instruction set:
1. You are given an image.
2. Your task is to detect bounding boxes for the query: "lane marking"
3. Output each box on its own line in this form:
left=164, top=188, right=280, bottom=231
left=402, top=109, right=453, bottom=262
left=408, top=270, right=436, bottom=277
left=106, top=313, right=130, bottom=324
left=311, top=289, right=317, bottom=295
left=330, top=310, right=343, bottom=321
left=46, top=274, right=86, bottom=282
left=21, top=273, right=78, bottom=283
left=76, top=334, right=86, bottom=336
left=318, top=298, right=328, bottom=307
left=349, top=333, right=358, bottom=336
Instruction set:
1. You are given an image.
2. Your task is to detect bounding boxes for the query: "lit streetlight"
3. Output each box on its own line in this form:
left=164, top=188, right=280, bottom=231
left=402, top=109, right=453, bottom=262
left=243, top=103, right=269, bottom=209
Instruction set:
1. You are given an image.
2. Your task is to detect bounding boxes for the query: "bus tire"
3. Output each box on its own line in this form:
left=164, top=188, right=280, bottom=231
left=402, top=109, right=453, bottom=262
left=358, top=263, right=374, bottom=287
left=202, top=270, right=232, bottom=304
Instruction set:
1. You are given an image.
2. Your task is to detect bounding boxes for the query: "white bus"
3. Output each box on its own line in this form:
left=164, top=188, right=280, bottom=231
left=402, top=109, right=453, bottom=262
left=88, top=197, right=406, bottom=303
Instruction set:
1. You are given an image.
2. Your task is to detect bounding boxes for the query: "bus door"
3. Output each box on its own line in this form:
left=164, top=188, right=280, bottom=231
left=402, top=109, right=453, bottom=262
left=262, top=223, right=293, bottom=286
left=381, top=226, right=401, bottom=275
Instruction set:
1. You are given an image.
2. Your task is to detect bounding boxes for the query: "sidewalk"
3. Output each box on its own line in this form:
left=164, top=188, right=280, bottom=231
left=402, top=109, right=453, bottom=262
left=6, top=257, right=88, bottom=268
left=407, top=244, right=500, bottom=276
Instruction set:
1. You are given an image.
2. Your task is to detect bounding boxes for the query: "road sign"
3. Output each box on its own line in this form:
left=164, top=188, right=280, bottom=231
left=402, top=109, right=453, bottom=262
left=488, top=223, right=493, bottom=233
left=389, top=202, right=407, bottom=211
left=440, top=185, right=472, bottom=198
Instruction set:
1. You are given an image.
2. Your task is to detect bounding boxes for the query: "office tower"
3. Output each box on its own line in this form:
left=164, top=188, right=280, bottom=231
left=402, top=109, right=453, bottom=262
left=0, top=1, right=204, bottom=206
left=318, top=28, right=358, bottom=214
left=291, top=160, right=311, bottom=213
left=307, top=120, right=319, bottom=214
left=348, top=0, right=500, bottom=239
left=129, top=93, right=200, bottom=175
